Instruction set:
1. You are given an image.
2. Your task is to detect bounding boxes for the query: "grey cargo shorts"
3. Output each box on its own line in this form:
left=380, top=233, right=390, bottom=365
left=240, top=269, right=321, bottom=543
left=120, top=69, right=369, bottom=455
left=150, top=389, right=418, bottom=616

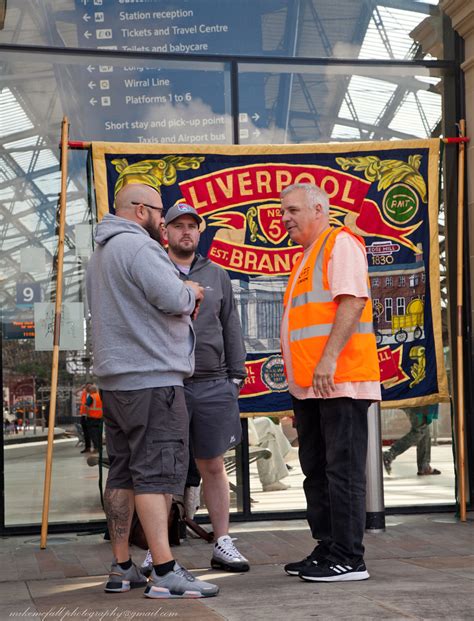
left=102, top=386, right=189, bottom=496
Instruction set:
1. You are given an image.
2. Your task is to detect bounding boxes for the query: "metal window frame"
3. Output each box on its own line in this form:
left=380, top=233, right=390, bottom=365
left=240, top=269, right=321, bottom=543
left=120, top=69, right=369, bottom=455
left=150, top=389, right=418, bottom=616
left=0, top=29, right=465, bottom=534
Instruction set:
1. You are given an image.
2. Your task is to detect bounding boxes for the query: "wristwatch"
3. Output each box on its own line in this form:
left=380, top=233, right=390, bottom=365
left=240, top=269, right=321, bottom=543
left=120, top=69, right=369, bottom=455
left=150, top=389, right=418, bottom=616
left=230, top=377, right=245, bottom=390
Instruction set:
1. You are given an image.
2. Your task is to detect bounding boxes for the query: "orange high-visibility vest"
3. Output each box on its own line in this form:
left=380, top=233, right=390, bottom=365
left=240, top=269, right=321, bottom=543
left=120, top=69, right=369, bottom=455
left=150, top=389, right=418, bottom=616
left=79, top=390, right=88, bottom=415
left=87, top=392, right=103, bottom=419
left=283, top=226, right=380, bottom=387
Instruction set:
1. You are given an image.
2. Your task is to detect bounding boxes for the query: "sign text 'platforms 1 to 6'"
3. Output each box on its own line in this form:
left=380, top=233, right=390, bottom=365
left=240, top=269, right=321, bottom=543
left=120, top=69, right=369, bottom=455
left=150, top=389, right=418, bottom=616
left=67, top=1, right=265, bottom=142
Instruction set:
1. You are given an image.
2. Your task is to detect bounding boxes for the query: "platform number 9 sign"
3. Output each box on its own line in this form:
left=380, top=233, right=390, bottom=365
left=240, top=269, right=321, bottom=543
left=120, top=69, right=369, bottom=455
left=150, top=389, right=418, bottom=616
left=16, top=282, right=41, bottom=307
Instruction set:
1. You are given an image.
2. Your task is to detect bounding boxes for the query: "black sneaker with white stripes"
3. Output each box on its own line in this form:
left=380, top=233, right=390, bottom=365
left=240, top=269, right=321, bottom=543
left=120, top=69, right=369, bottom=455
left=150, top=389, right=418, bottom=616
left=299, top=560, right=370, bottom=582
left=284, top=544, right=329, bottom=576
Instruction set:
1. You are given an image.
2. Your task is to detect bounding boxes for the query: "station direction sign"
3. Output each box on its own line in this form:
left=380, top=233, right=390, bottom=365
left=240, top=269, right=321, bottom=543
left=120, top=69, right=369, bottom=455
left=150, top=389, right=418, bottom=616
left=74, top=0, right=265, bottom=55
left=57, top=1, right=268, bottom=142
left=68, top=63, right=232, bottom=143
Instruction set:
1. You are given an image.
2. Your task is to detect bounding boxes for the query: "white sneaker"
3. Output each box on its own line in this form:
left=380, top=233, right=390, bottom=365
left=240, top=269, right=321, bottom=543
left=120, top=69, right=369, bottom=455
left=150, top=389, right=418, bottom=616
left=211, top=535, right=250, bottom=572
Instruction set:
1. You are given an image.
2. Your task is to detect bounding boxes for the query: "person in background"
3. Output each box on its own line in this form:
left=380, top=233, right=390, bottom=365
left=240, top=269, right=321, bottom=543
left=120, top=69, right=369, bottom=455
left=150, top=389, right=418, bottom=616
left=85, top=384, right=103, bottom=454
left=86, top=184, right=218, bottom=599
left=78, top=382, right=92, bottom=453
left=247, top=417, right=299, bottom=492
left=383, top=404, right=441, bottom=476
left=279, top=183, right=381, bottom=583
left=3, top=407, right=14, bottom=434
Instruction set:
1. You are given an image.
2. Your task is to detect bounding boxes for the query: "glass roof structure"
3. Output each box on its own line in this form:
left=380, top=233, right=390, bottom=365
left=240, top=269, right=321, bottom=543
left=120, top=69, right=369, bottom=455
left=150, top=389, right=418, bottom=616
left=0, top=0, right=445, bottom=317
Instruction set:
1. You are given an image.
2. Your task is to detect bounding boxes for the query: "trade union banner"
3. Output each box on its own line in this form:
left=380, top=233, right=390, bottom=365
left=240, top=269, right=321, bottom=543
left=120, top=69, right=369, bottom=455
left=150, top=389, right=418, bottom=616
left=91, top=140, right=449, bottom=410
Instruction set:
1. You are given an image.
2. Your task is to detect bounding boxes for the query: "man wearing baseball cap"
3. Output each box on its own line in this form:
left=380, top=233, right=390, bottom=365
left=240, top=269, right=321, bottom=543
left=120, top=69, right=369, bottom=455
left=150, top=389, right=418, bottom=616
left=142, top=201, right=249, bottom=574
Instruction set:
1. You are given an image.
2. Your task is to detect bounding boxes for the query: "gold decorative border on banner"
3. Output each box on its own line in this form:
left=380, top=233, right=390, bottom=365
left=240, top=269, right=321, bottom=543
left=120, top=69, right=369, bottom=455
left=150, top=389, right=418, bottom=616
left=92, top=139, right=439, bottom=220
left=381, top=139, right=449, bottom=407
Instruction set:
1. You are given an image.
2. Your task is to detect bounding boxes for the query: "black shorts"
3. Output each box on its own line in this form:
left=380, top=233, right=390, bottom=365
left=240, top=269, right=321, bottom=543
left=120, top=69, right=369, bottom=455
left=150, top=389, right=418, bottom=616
left=102, top=386, right=189, bottom=495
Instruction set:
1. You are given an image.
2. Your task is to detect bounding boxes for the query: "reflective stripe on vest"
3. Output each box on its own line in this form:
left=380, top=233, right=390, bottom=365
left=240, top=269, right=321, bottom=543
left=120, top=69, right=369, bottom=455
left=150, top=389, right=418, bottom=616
left=290, top=232, right=333, bottom=308
left=88, top=393, right=103, bottom=419
left=291, top=321, right=375, bottom=342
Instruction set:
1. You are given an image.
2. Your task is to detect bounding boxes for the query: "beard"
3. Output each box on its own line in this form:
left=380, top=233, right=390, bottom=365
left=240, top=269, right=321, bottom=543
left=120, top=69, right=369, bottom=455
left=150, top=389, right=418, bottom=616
left=143, top=217, right=164, bottom=245
left=170, top=239, right=198, bottom=260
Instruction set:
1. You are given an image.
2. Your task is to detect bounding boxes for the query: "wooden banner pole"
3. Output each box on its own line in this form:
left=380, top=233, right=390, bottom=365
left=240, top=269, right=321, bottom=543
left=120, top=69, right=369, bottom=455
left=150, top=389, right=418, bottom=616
left=455, top=119, right=467, bottom=522
left=40, top=117, right=70, bottom=548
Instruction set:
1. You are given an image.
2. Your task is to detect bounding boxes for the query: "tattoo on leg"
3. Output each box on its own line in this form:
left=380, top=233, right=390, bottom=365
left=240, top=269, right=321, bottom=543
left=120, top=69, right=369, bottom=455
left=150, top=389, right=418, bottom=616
left=104, top=488, right=132, bottom=544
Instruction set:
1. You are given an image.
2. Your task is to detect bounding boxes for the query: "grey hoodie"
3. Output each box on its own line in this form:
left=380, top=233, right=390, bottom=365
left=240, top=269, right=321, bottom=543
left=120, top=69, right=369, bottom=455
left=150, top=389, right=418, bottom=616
left=86, top=213, right=196, bottom=390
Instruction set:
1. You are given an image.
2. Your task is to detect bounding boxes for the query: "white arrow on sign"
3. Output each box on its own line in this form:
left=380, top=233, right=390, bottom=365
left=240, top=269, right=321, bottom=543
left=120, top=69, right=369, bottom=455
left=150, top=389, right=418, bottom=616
left=87, top=65, right=95, bottom=73
left=252, top=129, right=261, bottom=137
left=252, top=113, right=260, bottom=121
left=89, top=98, right=97, bottom=106
left=83, top=13, right=91, bottom=22
left=88, top=81, right=96, bottom=89
left=84, top=31, right=92, bottom=39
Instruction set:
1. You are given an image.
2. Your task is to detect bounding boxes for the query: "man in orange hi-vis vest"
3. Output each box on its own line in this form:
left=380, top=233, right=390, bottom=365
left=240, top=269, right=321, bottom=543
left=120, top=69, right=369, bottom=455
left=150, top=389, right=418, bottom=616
left=280, top=183, right=381, bottom=583
left=85, top=384, right=103, bottom=453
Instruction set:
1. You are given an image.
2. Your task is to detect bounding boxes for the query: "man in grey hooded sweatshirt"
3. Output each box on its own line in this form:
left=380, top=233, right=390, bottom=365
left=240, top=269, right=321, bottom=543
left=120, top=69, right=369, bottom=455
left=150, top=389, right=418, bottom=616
left=165, top=203, right=249, bottom=572
left=86, top=183, right=219, bottom=599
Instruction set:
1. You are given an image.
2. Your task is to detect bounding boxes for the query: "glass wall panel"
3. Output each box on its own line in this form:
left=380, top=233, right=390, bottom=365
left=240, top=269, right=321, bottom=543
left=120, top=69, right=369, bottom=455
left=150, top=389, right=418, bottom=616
left=238, top=63, right=446, bottom=144
left=1, top=50, right=231, bottom=144
left=248, top=414, right=302, bottom=510
left=2, top=144, right=94, bottom=526
left=0, top=1, right=447, bottom=60
left=382, top=404, right=454, bottom=507
left=1, top=1, right=458, bottom=529
left=238, top=62, right=455, bottom=511
left=1, top=51, right=231, bottom=526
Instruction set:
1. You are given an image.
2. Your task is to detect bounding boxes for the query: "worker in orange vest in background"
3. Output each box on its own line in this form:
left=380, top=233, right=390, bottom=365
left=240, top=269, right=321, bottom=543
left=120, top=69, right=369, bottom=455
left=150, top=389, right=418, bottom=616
left=85, top=384, right=103, bottom=454
left=79, top=382, right=92, bottom=453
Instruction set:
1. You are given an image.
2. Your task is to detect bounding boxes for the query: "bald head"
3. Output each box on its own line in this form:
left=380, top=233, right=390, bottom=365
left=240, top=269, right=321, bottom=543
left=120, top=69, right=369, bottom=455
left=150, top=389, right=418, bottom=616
left=113, top=183, right=165, bottom=243
left=114, top=184, right=162, bottom=214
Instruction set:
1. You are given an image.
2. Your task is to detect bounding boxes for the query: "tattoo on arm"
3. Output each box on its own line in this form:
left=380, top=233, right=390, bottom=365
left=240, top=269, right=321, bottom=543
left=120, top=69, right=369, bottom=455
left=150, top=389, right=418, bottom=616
left=104, top=488, right=133, bottom=544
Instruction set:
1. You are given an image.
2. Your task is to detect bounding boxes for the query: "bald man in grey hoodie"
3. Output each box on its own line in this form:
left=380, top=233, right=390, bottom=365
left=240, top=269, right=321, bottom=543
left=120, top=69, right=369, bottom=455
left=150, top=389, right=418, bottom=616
left=86, top=183, right=219, bottom=599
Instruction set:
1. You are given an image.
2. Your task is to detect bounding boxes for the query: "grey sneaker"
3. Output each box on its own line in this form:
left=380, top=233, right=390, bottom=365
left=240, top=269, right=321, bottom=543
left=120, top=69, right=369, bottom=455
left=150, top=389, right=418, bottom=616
left=211, top=535, right=250, bottom=572
left=104, top=561, right=148, bottom=593
left=144, top=563, right=219, bottom=599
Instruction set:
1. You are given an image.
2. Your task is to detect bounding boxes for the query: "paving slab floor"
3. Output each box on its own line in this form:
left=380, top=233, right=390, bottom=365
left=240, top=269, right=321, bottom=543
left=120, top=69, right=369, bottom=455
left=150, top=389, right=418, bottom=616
left=1, top=513, right=473, bottom=620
